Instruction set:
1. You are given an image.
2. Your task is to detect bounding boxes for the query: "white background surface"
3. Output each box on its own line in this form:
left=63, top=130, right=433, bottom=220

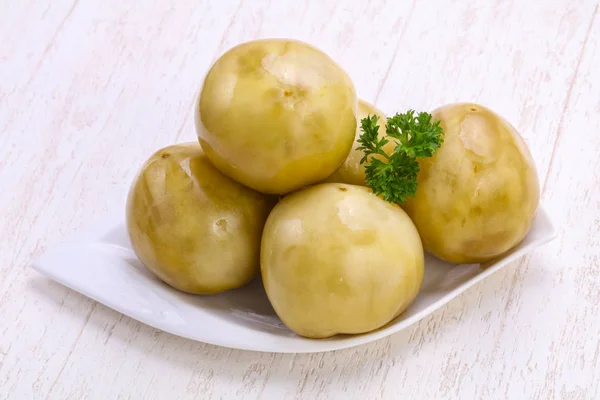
left=1, top=1, right=599, bottom=399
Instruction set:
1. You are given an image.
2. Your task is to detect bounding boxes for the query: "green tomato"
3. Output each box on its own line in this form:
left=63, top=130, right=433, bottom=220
left=261, top=183, right=424, bottom=338
left=196, top=38, right=357, bottom=194
left=402, top=103, right=540, bottom=264
left=126, top=143, right=274, bottom=294
left=324, top=99, right=393, bottom=186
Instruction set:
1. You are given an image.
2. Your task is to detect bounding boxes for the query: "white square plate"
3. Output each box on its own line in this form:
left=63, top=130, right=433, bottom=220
left=32, top=206, right=556, bottom=353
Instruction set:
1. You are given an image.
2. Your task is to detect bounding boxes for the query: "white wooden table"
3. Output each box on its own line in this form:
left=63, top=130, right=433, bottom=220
left=2, top=1, right=599, bottom=399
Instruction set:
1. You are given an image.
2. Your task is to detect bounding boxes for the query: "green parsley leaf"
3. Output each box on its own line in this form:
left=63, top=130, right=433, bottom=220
left=356, top=109, right=444, bottom=204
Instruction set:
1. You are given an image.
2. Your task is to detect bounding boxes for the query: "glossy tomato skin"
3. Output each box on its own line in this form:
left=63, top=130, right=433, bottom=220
left=261, top=183, right=424, bottom=339
left=196, top=38, right=357, bottom=194
left=402, top=103, right=540, bottom=264
left=126, top=143, right=274, bottom=294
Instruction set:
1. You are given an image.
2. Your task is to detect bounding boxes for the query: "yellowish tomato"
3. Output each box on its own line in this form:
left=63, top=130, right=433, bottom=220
left=126, top=143, right=274, bottom=294
left=402, top=103, right=540, bottom=263
left=196, top=38, right=357, bottom=194
left=261, top=183, right=424, bottom=338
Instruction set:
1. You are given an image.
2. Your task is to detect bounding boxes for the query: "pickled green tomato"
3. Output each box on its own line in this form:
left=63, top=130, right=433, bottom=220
left=402, top=103, right=540, bottom=264
left=126, top=143, right=274, bottom=294
left=261, top=183, right=424, bottom=339
left=196, top=39, right=358, bottom=194
left=325, top=99, right=394, bottom=186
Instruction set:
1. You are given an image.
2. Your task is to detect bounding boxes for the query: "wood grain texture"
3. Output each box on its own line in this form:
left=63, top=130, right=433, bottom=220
left=1, top=1, right=599, bottom=399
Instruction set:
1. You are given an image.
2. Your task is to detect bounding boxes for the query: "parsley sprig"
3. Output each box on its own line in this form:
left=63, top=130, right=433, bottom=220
left=356, top=110, right=444, bottom=204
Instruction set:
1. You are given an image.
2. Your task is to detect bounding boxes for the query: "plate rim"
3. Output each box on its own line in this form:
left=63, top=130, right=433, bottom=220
left=31, top=205, right=557, bottom=353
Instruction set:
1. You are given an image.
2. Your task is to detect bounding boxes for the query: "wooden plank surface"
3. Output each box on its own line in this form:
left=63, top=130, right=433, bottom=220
left=1, top=1, right=599, bottom=399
